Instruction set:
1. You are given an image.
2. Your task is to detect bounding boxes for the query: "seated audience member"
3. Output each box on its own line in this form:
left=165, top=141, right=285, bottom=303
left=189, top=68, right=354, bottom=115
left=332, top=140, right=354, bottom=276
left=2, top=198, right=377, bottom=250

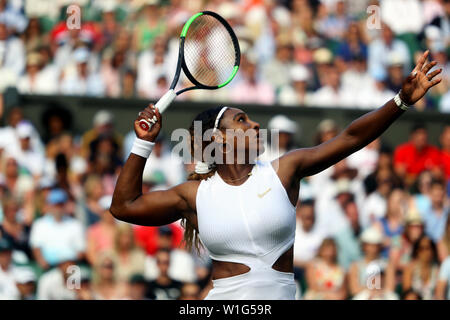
left=390, top=209, right=425, bottom=273
left=146, top=248, right=183, bottom=300
left=352, top=265, right=399, bottom=300
left=0, top=238, right=20, bottom=299
left=304, top=238, right=347, bottom=300
left=86, top=195, right=117, bottom=265
left=36, top=254, right=80, bottom=300
left=437, top=218, right=450, bottom=263
left=435, top=256, right=450, bottom=300
left=293, top=200, right=328, bottom=280
left=348, top=227, right=391, bottom=297
left=91, top=251, right=127, bottom=300
left=402, top=235, right=440, bottom=300
left=125, top=274, right=149, bottom=300
left=13, top=266, right=37, bottom=300
left=178, top=282, right=201, bottom=300
left=111, top=223, right=146, bottom=283
left=373, top=189, right=407, bottom=258
left=0, top=195, right=33, bottom=262
left=30, top=189, right=86, bottom=270
left=393, top=124, right=442, bottom=187
left=420, top=179, right=449, bottom=243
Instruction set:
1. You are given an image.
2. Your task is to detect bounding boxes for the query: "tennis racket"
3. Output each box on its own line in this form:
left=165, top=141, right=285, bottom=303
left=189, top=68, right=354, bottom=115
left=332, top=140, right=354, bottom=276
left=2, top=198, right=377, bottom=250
left=139, top=10, right=241, bottom=131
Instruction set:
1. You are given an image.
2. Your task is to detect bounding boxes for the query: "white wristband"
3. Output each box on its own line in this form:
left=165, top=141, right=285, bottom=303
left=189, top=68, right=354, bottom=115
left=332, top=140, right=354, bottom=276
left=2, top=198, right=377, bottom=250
left=131, top=138, right=155, bottom=159
left=394, top=92, right=409, bottom=111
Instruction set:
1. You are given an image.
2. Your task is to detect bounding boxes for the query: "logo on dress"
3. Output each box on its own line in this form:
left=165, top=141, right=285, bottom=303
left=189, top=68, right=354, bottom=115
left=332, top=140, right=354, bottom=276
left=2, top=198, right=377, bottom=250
left=257, top=188, right=272, bottom=198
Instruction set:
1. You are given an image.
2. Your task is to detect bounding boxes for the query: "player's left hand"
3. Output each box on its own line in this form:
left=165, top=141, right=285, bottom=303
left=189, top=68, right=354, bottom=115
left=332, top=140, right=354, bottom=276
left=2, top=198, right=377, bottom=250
left=400, top=50, right=442, bottom=105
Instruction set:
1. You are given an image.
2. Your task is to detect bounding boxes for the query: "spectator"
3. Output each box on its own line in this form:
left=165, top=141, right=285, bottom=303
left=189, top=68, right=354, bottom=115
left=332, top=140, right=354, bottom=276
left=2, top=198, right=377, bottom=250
left=348, top=227, right=392, bottom=297
left=0, top=195, right=33, bottom=261
left=13, top=266, right=37, bottom=300
left=10, top=121, right=45, bottom=178
left=421, top=179, right=449, bottom=243
left=352, top=265, right=399, bottom=300
left=440, top=125, right=450, bottom=179
left=178, top=282, right=201, bottom=300
left=29, top=189, right=86, bottom=270
left=308, top=61, right=354, bottom=108
left=140, top=135, right=186, bottom=189
left=231, top=54, right=275, bottom=105
left=304, top=238, right=347, bottom=300
left=437, top=218, right=450, bottom=263
left=0, top=22, right=25, bottom=86
left=368, top=23, right=411, bottom=81
left=0, top=237, right=20, bottom=299
left=435, top=256, right=450, bottom=299
left=390, top=208, right=425, bottom=273
left=17, top=52, right=58, bottom=95
left=259, top=114, right=299, bottom=161
left=380, top=0, right=424, bottom=35
left=91, top=251, right=127, bottom=300
left=36, top=255, right=79, bottom=300
left=81, top=109, right=123, bottom=160
left=86, top=195, right=117, bottom=265
left=373, top=188, right=407, bottom=258
left=277, top=64, right=312, bottom=106
left=402, top=235, right=440, bottom=300
left=135, top=223, right=184, bottom=257
left=111, top=223, right=146, bottom=283
left=360, top=167, right=393, bottom=229
left=60, top=47, right=105, bottom=96
left=145, top=248, right=183, bottom=300
left=293, top=200, right=328, bottom=279
left=125, top=273, right=148, bottom=300
left=394, top=123, right=442, bottom=187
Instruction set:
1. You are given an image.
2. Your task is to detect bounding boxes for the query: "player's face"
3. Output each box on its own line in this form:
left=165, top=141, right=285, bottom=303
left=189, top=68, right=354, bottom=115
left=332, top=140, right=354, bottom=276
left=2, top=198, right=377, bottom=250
left=218, top=108, right=264, bottom=161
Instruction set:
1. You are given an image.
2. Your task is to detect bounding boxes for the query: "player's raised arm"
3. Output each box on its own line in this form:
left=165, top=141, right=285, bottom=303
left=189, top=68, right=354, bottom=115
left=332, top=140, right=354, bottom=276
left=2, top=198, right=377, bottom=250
left=110, top=105, right=194, bottom=226
left=280, top=50, right=442, bottom=179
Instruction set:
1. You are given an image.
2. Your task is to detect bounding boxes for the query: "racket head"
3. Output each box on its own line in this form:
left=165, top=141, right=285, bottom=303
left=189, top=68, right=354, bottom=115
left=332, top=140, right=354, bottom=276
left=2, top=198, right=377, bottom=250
left=179, top=11, right=240, bottom=91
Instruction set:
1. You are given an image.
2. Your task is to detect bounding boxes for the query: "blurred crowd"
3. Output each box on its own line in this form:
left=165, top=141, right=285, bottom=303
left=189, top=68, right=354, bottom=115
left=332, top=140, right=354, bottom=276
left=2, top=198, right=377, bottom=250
left=0, top=0, right=448, bottom=110
left=0, top=0, right=450, bottom=301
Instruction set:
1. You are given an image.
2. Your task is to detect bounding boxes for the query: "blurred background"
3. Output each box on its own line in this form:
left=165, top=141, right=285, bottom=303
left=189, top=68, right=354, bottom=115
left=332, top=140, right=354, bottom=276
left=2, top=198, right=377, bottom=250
left=0, top=0, right=449, bottom=300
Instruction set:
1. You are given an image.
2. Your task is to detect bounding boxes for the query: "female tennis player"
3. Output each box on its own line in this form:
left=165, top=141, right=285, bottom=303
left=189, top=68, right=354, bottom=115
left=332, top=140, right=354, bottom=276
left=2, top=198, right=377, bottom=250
left=111, top=51, right=441, bottom=299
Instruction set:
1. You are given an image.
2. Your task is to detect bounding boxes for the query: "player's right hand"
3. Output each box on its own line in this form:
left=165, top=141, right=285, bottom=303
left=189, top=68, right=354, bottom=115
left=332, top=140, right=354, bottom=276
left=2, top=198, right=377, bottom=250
left=135, top=104, right=162, bottom=142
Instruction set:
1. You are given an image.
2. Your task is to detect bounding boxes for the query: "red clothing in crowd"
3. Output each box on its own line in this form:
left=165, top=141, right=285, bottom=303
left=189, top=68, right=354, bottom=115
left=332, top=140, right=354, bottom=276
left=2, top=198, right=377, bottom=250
left=134, top=223, right=184, bottom=256
left=394, top=143, right=442, bottom=176
left=442, top=150, right=450, bottom=179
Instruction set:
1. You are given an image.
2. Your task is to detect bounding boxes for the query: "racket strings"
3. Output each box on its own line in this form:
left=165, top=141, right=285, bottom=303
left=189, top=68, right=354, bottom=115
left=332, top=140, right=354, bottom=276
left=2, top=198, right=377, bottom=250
left=184, top=15, right=237, bottom=87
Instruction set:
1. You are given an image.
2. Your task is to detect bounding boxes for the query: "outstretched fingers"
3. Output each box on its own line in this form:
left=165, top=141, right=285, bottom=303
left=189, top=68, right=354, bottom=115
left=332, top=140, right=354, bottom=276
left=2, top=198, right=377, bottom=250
left=414, top=50, right=429, bottom=73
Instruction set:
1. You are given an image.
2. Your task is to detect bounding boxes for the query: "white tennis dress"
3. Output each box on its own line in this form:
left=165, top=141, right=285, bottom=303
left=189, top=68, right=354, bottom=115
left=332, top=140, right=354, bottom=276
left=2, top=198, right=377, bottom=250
left=196, top=160, right=297, bottom=300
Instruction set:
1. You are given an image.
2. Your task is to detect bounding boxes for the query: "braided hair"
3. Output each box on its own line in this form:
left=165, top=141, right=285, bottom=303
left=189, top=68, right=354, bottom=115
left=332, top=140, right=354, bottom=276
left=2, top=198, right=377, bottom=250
left=182, top=106, right=226, bottom=252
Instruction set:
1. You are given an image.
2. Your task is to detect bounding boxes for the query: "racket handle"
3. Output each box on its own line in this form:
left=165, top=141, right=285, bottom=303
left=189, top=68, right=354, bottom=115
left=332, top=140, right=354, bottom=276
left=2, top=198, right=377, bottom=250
left=138, top=90, right=177, bottom=131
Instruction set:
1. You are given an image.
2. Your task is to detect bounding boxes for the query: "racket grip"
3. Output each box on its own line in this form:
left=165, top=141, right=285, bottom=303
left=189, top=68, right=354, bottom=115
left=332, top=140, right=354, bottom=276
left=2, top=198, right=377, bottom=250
left=138, top=90, right=177, bottom=131
left=155, top=89, right=177, bottom=113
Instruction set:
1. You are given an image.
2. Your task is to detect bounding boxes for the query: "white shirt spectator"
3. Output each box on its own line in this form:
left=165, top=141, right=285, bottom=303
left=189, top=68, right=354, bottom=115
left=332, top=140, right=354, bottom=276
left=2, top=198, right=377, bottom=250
left=294, top=222, right=328, bottom=264
left=368, top=38, right=411, bottom=81
left=440, top=91, right=450, bottom=113
left=17, top=67, right=59, bottom=95
left=60, top=71, right=105, bottom=96
left=30, top=215, right=86, bottom=267
left=360, top=191, right=387, bottom=230
left=36, top=267, right=77, bottom=300
left=0, top=36, right=26, bottom=77
left=0, top=263, right=20, bottom=299
left=309, top=85, right=355, bottom=108
left=380, top=0, right=424, bottom=34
